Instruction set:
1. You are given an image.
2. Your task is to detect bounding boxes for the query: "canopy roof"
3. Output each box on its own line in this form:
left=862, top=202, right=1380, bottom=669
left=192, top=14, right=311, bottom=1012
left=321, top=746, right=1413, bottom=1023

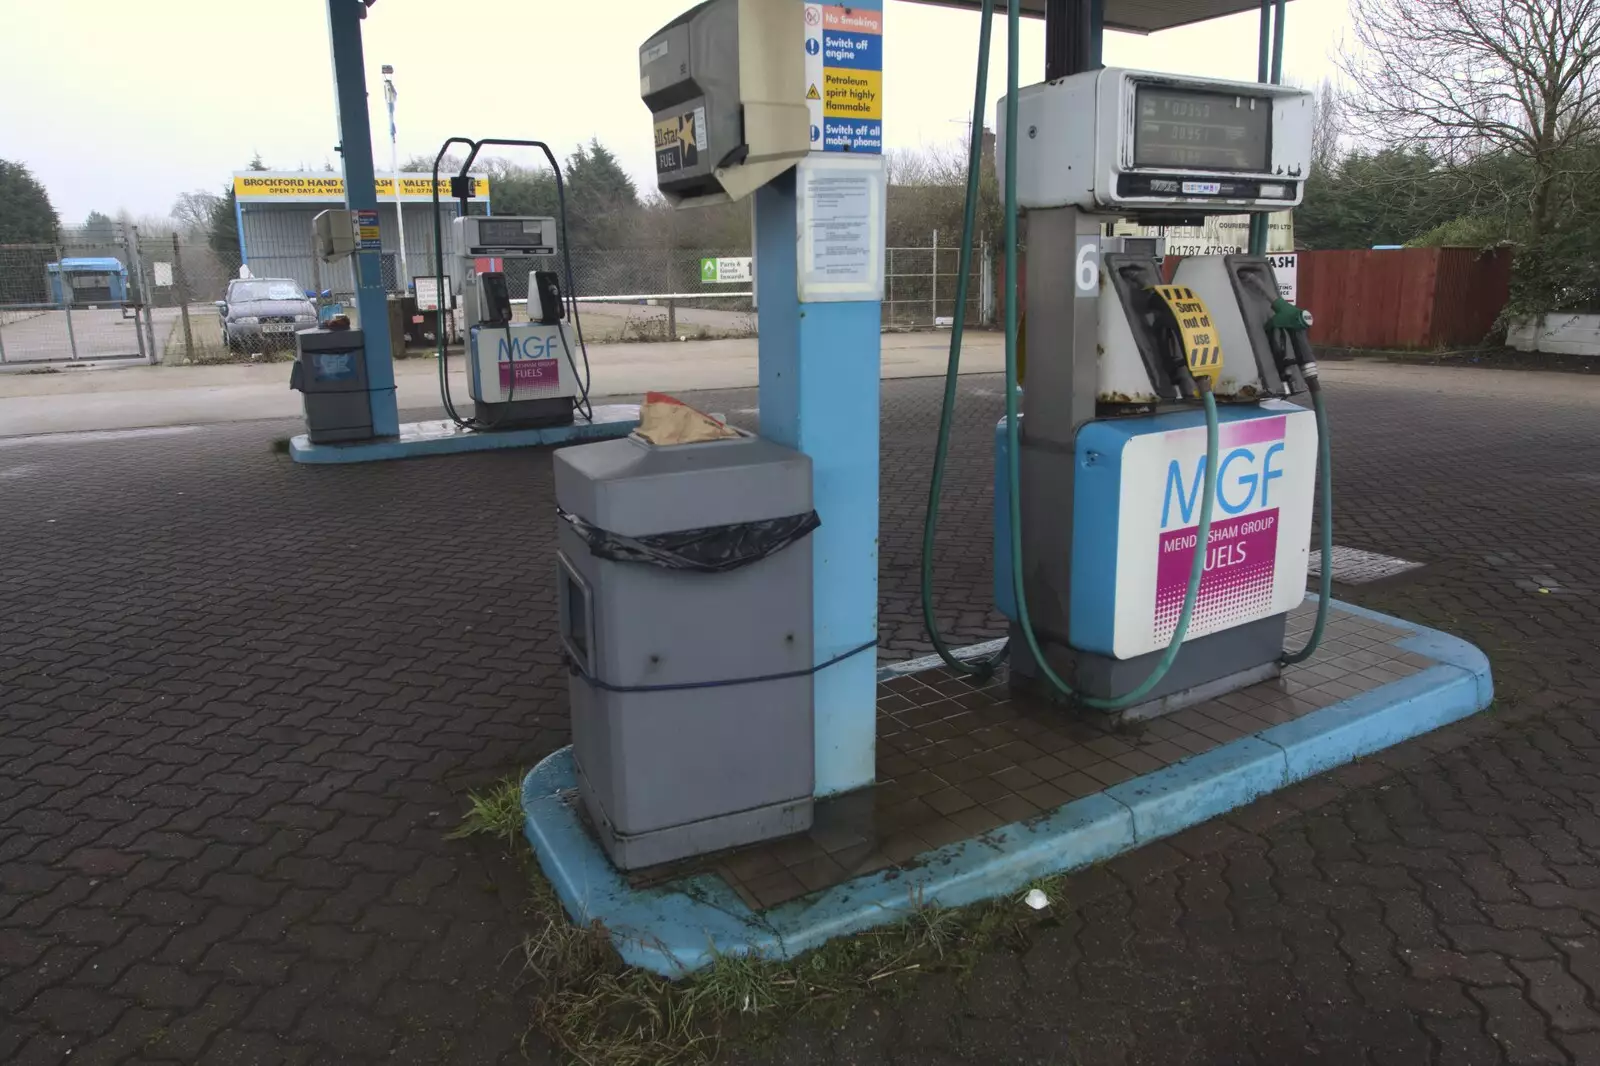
left=911, top=0, right=1280, bottom=36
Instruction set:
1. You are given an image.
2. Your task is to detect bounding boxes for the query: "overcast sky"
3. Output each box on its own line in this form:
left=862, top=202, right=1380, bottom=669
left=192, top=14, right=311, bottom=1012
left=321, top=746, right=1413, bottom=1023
left=0, top=0, right=1350, bottom=223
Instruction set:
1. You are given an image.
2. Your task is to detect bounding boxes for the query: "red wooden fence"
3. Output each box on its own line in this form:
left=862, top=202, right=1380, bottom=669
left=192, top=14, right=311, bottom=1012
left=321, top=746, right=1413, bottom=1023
left=1295, top=247, right=1511, bottom=350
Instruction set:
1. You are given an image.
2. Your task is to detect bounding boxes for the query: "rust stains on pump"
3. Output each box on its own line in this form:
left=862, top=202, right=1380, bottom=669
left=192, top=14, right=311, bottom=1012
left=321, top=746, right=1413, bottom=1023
left=1098, top=390, right=1162, bottom=405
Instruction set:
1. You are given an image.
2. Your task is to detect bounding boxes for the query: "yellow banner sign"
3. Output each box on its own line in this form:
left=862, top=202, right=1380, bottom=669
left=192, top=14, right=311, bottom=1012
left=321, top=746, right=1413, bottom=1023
left=376, top=175, right=491, bottom=199
left=823, top=69, right=881, bottom=120
left=233, top=172, right=490, bottom=202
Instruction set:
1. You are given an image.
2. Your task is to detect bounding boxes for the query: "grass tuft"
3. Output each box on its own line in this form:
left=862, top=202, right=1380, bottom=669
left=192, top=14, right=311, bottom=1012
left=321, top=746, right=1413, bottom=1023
left=448, top=778, right=525, bottom=847
left=462, top=775, right=1077, bottom=1064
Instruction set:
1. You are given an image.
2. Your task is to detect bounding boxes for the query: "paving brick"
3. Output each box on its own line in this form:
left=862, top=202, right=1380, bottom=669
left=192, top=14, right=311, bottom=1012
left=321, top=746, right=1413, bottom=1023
left=201, top=1029, right=315, bottom=1066
left=1425, top=1015, right=1511, bottom=1066
left=3, top=374, right=1600, bottom=1064
left=1557, top=1032, right=1600, bottom=1064
left=57, top=1006, right=171, bottom=1066
left=21, top=983, right=131, bottom=1036
left=290, top=1001, right=396, bottom=1057
left=10, top=1031, right=79, bottom=1066
left=1512, top=958, right=1600, bottom=1033
left=1444, top=924, right=1561, bottom=960
left=1471, top=985, right=1568, bottom=1064
left=1483, top=902, right=1594, bottom=937
left=63, top=848, right=142, bottom=877
left=111, top=962, right=215, bottom=1012
left=153, top=905, right=249, bottom=968
left=1402, top=947, right=1521, bottom=987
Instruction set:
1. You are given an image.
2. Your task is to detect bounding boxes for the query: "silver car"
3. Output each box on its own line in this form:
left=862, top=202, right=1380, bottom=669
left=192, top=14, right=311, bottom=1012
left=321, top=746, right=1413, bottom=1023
left=216, top=278, right=318, bottom=350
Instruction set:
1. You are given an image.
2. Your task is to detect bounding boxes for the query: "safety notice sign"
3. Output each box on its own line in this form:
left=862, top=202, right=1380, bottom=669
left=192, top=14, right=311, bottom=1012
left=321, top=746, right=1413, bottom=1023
left=354, top=209, right=381, bottom=252
left=804, top=0, right=882, bottom=155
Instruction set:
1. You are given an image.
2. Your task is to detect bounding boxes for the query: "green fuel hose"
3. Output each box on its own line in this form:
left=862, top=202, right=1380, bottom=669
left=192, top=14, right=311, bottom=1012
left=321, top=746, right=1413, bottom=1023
left=916, top=0, right=1223, bottom=709
left=919, top=0, right=1003, bottom=679
left=1002, top=380, right=1221, bottom=711
left=1280, top=377, right=1333, bottom=664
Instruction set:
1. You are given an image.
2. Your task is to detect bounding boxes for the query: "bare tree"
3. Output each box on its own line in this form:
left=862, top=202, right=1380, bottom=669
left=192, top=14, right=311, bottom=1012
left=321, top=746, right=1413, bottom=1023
left=1341, top=0, right=1600, bottom=240
left=401, top=152, right=465, bottom=174
left=170, top=191, right=220, bottom=234
left=1311, top=79, right=1344, bottom=175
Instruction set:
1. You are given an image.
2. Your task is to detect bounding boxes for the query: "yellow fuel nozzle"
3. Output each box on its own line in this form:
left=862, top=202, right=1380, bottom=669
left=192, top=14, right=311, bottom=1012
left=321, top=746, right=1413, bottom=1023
left=1149, top=285, right=1223, bottom=387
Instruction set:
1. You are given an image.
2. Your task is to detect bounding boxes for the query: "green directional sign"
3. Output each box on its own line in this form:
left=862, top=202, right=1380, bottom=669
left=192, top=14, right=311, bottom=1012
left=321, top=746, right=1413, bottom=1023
left=698, top=257, right=754, bottom=284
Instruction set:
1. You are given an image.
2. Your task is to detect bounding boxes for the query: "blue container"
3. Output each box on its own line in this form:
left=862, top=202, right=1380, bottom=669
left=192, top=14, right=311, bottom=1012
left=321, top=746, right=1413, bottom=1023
left=47, top=258, right=130, bottom=306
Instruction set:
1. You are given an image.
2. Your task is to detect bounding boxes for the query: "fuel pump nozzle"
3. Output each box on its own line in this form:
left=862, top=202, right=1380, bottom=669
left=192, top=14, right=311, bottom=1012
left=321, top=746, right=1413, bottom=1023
left=1147, top=284, right=1223, bottom=402
left=1266, top=296, right=1319, bottom=392
left=1146, top=292, right=1199, bottom=401
left=1269, top=292, right=1334, bottom=667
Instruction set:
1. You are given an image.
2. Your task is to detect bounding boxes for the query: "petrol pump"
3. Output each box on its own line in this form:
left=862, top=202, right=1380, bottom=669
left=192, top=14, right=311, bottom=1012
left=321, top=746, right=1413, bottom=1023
left=925, top=44, right=1333, bottom=719
left=445, top=214, right=589, bottom=428
left=424, top=145, right=596, bottom=431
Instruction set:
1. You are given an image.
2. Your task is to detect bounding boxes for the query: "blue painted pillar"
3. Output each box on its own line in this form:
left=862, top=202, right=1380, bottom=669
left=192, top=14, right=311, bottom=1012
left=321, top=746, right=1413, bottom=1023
left=234, top=197, right=247, bottom=267
left=755, top=168, right=881, bottom=797
left=325, top=0, right=398, bottom=436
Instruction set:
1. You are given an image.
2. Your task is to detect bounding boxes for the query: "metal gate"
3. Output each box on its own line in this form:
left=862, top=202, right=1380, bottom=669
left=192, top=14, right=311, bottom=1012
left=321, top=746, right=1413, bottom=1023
left=0, top=235, right=157, bottom=365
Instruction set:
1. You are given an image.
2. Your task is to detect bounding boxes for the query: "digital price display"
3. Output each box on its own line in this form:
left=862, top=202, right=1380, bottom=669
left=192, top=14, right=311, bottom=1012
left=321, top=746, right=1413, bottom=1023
left=476, top=219, right=543, bottom=248
left=1133, top=88, right=1272, bottom=172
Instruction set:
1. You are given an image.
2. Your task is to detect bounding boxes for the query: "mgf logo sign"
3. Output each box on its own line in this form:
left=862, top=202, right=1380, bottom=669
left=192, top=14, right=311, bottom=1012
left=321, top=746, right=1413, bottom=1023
left=1150, top=414, right=1291, bottom=645
left=498, top=357, right=560, bottom=392
left=496, top=335, right=559, bottom=360
left=1161, top=417, right=1288, bottom=529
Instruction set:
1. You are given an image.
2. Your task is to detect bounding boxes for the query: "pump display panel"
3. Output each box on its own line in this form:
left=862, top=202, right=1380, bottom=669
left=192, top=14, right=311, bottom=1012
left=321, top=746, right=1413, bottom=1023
left=1132, top=88, right=1272, bottom=173
left=999, top=68, right=1312, bottom=216
left=476, top=219, right=543, bottom=248
left=453, top=216, right=558, bottom=257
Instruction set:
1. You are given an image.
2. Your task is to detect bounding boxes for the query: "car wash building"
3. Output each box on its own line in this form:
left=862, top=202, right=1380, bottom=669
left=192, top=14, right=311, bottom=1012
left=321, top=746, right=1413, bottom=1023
left=232, top=171, right=491, bottom=295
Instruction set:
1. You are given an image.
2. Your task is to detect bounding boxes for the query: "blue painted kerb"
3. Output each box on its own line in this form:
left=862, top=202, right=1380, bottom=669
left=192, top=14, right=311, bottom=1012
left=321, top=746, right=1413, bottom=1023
left=289, top=405, right=639, bottom=464
left=521, top=598, right=1492, bottom=978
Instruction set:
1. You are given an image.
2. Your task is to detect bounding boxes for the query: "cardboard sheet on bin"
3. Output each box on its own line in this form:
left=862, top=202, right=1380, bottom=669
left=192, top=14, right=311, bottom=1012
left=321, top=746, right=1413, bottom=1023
left=636, top=392, right=738, bottom=446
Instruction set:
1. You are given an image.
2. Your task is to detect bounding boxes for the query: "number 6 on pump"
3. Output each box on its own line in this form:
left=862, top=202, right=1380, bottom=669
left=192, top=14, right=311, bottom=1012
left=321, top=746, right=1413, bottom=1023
left=1075, top=237, right=1099, bottom=297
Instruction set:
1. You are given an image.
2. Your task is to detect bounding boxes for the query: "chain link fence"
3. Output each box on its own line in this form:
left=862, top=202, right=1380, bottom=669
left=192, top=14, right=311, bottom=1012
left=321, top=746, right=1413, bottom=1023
left=515, top=247, right=755, bottom=343
left=129, top=234, right=237, bottom=363
left=885, top=239, right=991, bottom=331
left=0, top=237, right=155, bottom=365
left=2, top=226, right=992, bottom=364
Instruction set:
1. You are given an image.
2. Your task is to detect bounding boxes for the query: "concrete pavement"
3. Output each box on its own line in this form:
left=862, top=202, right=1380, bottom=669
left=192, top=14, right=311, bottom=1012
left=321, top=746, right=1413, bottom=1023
left=0, top=331, right=1003, bottom=437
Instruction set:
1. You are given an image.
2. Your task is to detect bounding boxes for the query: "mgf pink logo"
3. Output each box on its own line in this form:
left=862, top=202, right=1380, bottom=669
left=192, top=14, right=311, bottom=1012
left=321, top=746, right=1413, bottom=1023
left=1161, top=415, right=1287, bottom=530
left=1153, top=415, right=1288, bottom=643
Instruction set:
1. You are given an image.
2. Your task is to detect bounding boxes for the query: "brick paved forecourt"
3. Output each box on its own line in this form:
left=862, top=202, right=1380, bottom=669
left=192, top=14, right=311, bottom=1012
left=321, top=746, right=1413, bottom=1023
left=3, top=365, right=1600, bottom=1064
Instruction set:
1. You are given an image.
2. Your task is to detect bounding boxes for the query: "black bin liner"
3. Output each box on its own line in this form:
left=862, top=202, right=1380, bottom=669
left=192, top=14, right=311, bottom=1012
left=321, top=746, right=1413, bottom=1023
left=558, top=508, right=820, bottom=574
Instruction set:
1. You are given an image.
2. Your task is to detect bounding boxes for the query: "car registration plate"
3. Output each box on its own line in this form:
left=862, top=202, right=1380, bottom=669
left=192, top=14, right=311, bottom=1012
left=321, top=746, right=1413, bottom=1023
left=262, top=323, right=294, bottom=333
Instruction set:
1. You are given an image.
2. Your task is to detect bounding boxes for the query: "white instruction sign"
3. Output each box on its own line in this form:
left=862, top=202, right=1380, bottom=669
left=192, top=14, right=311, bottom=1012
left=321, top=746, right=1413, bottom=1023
left=152, top=262, right=173, bottom=287
left=413, top=276, right=452, bottom=312
left=1268, top=253, right=1298, bottom=303
left=797, top=154, right=885, bottom=301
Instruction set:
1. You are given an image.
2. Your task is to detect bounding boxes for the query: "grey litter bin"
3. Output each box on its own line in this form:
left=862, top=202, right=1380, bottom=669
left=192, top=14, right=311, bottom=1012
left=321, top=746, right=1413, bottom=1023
left=553, top=431, right=816, bottom=870
left=289, top=327, right=372, bottom=444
